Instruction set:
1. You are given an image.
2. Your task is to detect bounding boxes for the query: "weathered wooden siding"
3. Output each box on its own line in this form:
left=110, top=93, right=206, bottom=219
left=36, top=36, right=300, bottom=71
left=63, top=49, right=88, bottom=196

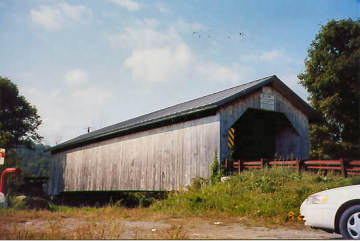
left=48, top=115, right=220, bottom=195
left=219, top=85, right=309, bottom=160
left=48, top=152, right=66, bottom=195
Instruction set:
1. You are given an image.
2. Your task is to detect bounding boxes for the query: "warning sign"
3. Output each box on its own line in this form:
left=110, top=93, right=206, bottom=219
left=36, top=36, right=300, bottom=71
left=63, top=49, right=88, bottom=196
left=228, top=128, right=235, bottom=149
left=0, top=149, right=4, bottom=165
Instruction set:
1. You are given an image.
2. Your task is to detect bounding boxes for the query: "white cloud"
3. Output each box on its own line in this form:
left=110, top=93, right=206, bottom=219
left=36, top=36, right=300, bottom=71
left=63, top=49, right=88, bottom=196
left=108, top=20, right=251, bottom=87
left=124, top=44, right=192, bottom=83
left=30, top=5, right=63, bottom=30
left=107, top=26, right=181, bottom=50
left=156, top=2, right=169, bottom=13
left=258, top=50, right=283, bottom=61
left=30, top=3, right=92, bottom=30
left=278, top=73, right=309, bottom=101
left=64, top=69, right=89, bottom=87
left=59, top=3, right=92, bottom=23
left=109, top=0, right=142, bottom=11
left=22, top=72, right=114, bottom=145
left=196, top=62, right=254, bottom=84
left=137, top=18, right=160, bottom=28
left=174, top=19, right=207, bottom=32
left=243, top=49, right=293, bottom=63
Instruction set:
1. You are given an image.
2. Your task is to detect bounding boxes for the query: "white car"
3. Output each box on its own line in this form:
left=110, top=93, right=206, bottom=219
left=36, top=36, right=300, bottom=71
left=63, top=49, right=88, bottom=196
left=301, top=185, right=360, bottom=239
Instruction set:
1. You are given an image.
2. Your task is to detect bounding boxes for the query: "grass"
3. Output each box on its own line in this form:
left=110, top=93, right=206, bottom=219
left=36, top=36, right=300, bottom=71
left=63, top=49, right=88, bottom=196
left=0, top=205, right=184, bottom=239
left=1, top=167, right=358, bottom=239
left=153, top=167, right=359, bottom=223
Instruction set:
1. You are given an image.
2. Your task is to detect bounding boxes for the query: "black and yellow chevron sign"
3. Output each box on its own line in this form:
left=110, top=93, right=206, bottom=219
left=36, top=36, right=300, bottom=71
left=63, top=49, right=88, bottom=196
left=228, top=127, right=235, bottom=149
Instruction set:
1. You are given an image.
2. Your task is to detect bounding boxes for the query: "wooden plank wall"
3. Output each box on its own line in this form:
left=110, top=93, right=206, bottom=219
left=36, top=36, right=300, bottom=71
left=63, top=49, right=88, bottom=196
left=47, top=152, right=66, bottom=195
left=219, top=85, right=309, bottom=161
left=48, top=115, right=220, bottom=195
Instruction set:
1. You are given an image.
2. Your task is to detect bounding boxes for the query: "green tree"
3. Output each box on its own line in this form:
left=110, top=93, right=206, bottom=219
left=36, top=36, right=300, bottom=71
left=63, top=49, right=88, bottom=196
left=0, top=77, right=42, bottom=148
left=298, top=19, right=360, bottom=159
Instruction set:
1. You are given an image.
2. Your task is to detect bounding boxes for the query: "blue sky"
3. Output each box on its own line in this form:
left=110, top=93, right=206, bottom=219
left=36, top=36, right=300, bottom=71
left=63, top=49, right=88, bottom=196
left=0, top=0, right=358, bottom=145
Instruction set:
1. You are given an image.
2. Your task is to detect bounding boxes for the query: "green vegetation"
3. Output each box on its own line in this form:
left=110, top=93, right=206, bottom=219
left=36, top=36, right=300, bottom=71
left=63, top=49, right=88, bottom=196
left=2, top=168, right=358, bottom=239
left=298, top=18, right=360, bottom=159
left=0, top=77, right=47, bottom=194
left=0, top=76, right=42, bottom=149
left=209, top=151, right=223, bottom=184
left=16, top=143, right=51, bottom=177
left=153, top=168, right=358, bottom=223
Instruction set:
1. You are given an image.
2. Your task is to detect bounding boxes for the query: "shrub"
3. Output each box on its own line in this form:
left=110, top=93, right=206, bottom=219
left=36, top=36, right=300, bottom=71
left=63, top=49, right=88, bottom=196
left=210, top=151, right=223, bottom=184
left=153, top=167, right=355, bottom=223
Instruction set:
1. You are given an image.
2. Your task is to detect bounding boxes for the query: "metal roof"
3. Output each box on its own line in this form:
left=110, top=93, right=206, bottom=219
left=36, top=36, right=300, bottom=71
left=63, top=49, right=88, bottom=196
left=49, top=75, right=315, bottom=153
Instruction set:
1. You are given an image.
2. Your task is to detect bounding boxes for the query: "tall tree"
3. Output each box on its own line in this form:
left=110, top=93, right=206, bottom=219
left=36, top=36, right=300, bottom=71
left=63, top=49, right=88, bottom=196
left=0, top=77, right=42, bottom=148
left=298, top=19, right=360, bottom=159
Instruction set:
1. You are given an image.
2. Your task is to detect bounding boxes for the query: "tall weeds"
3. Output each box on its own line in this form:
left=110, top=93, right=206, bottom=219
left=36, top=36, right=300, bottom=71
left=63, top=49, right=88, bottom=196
left=153, top=167, right=356, bottom=223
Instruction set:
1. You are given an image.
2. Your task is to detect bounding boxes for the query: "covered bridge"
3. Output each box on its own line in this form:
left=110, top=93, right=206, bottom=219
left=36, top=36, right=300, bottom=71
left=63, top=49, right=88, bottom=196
left=48, top=75, right=316, bottom=195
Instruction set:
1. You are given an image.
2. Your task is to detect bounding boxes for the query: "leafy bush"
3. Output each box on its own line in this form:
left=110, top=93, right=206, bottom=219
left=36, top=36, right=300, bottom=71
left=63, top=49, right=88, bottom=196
left=209, top=151, right=223, bottom=184
left=7, top=196, right=26, bottom=210
left=153, top=167, right=355, bottom=223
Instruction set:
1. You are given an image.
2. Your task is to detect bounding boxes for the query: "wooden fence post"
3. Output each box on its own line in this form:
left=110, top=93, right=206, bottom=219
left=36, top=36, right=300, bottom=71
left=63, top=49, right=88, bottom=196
left=296, top=159, right=301, bottom=174
left=224, top=159, right=228, bottom=175
left=340, top=158, right=347, bottom=178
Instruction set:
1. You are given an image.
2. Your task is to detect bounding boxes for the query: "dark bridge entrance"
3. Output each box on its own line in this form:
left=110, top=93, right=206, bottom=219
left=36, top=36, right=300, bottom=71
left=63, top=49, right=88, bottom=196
left=230, top=108, right=298, bottom=160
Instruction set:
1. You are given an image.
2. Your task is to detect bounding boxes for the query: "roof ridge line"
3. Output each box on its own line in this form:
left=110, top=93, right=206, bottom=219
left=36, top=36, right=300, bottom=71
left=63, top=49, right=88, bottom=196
left=114, top=75, right=276, bottom=122
left=81, top=75, right=275, bottom=136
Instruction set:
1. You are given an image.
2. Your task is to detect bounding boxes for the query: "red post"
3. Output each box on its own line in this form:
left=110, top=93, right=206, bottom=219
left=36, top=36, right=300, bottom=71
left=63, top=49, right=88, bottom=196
left=0, top=167, right=21, bottom=195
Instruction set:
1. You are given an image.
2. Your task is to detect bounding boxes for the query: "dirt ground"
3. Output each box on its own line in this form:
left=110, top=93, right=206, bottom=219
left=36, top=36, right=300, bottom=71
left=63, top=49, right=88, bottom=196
left=99, top=218, right=342, bottom=239
left=1, top=211, right=342, bottom=239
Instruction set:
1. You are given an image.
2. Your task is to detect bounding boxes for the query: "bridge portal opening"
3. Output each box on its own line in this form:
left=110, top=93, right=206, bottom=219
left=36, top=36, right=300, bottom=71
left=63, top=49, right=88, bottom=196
left=229, top=108, right=299, bottom=160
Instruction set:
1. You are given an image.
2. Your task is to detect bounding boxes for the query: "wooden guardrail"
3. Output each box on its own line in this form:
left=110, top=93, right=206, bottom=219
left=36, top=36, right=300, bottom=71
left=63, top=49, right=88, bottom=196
left=223, top=159, right=360, bottom=177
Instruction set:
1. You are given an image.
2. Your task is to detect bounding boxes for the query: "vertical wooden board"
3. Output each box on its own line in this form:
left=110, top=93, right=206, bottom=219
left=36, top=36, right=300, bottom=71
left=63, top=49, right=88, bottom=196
left=104, top=145, right=111, bottom=190
left=144, top=141, right=150, bottom=190
left=135, top=137, right=142, bottom=190
left=146, top=135, right=153, bottom=190
left=171, top=126, right=176, bottom=190
left=175, top=123, right=182, bottom=189
left=165, top=131, right=170, bottom=190
left=196, top=123, right=202, bottom=178
left=167, top=130, right=173, bottom=190
left=153, top=132, right=159, bottom=190
left=139, top=136, right=145, bottom=190
left=90, top=148, right=96, bottom=190
left=117, top=141, right=124, bottom=190
left=83, top=150, right=89, bottom=191
left=130, top=138, right=137, bottom=190
left=120, top=140, right=126, bottom=190
left=199, top=123, right=204, bottom=178
left=51, top=115, right=221, bottom=193
left=125, top=141, right=131, bottom=190
left=190, top=121, right=196, bottom=184
left=184, top=121, right=192, bottom=186
left=191, top=123, right=196, bottom=181
left=162, top=131, right=167, bottom=190
left=95, top=146, right=102, bottom=190
left=128, top=140, right=134, bottom=190
left=48, top=153, right=66, bottom=195
left=137, top=136, right=145, bottom=190
left=157, top=131, right=162, bottom=190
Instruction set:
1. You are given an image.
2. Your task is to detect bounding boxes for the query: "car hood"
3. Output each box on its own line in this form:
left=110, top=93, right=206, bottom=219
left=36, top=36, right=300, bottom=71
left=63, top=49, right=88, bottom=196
left=313, top=184, right=360, bottom=197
